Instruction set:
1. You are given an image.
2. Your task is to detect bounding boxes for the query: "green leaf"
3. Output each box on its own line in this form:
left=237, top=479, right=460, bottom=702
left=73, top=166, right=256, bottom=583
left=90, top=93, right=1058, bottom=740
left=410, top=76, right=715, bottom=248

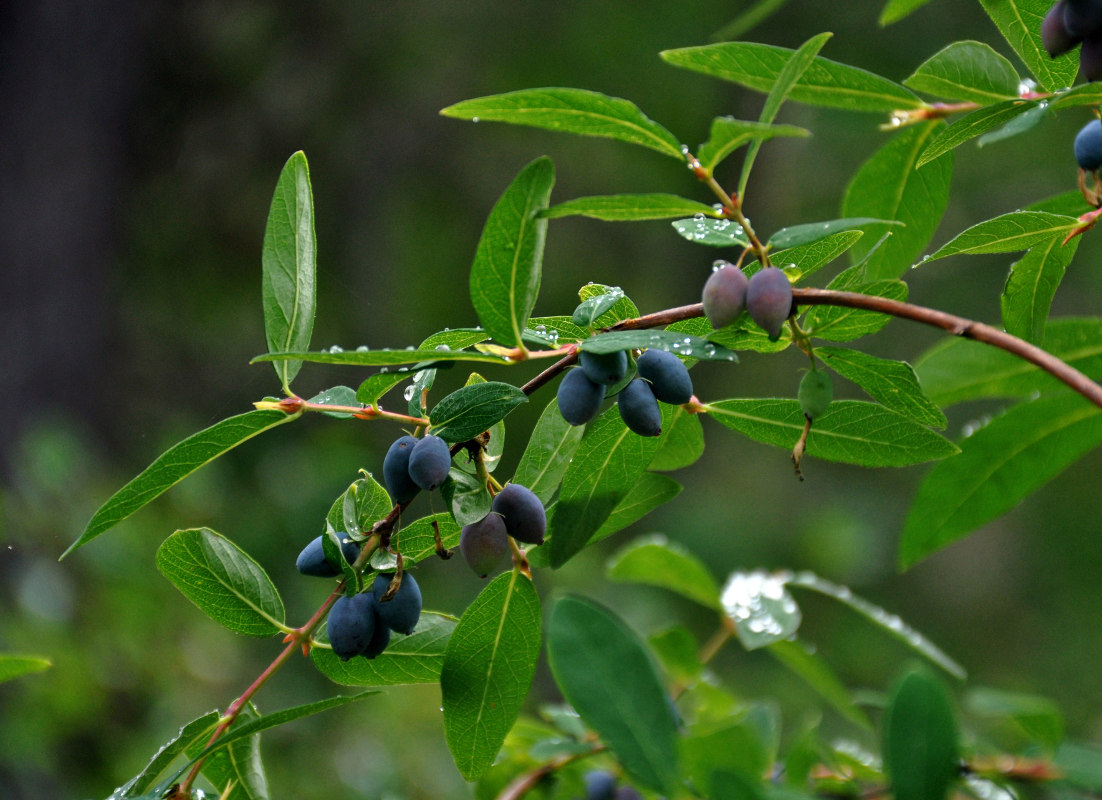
left=880, top=0, right=936, bottom=24
left=683, top=736, right=770, bottom=798
left=441, top=571, right=542, bottom=781
left=914, top=318, right=1102, bottom=406
left=660, top=42, right=923, bottom=112
left=884, top=669, right=959, bottom=800
left=313, top=612, right=456, bottom=685
left=768, top=218, right=900, bottom=251
left=573, top=287, right=631, bottom=329
left=390, top=513, right=461, bottom=564
left=740, top=32, right=831, bottom=197
left=672, top=215, right=752, bottom=248
left=65, top=409, right=299, bottom=558
left=804, top=277, right=909, bottom=342
left=156, top=528, right=285, bottom=637
left=978, top=0, right=1079, bottom=93
left=305, top=386, right=358, bottom=418
left=254, top=346, right=510, bottom=367
left=579, top=329, right=737, bottom=362
left=767, top=640, right=871, bottom=729
left=513, top=398, right=586, bottom=504
left=355, top=329, right=493, bottom=406
left=262, top=151, right=316, bottom=394
left=788, top=571, right=965, bottom=678
left=720, top=570, right=802, bottom=649
left=542, top=193, right=718, bottom=222
left=547, top=409, right=666, bottom=567
left=440, top=88, right=683, bottom=159
left=441, top=467, right=493, bottom=527
left=429, top=381, right=527, bottom=443
left=190, top=703, right=268, bottom=800
left=901, top=393, right=1102, bottom=567
left=527, top=315, right=589, bottom=344
left=115, top=710, right=220, bottom=797
left=1049, top=82, right=1102, bottom=110
left=1056, top=743, right=1102, bottom=791
left=966, top=687, right=1065, bottom=751
left=916, top=100, right=1038, bottom=166
left=842, top=122, right=953, bottom=280
left=324, top=474, right=393, bottom=539
left=977, top=101, right=1048, bottom=147
left=607, top=534, right=721, bottom=609
left=708, top=399, right=958, bottom=467
left=697, top=118, right=809, bottom=175
left=1002, top=234, right=1078, bottom=343
left=904, top=41, right=1020, bottom=103
left=0, top=654, right=50, bottom=684
left=817, top=346, right=947, bottom=428
left=712, top=0, right=791, bottom=40
left=924, top=211, right=1078, bottom=260
left=771, top=230, right=864, bottom=280
left=649, top=405, right=705, bottom=471
left=548, top=596, right=680, bottom=794
left=469, top=157, right=554, bottom=349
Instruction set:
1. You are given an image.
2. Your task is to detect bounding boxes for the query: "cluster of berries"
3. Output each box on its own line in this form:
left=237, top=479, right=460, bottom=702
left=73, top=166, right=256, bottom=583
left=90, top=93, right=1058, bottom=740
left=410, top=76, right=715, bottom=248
left=702, top=263, right=793, bottom=340
left=460, top=483, right=546, bottom=577
left=382, top=434, right=452, bottom=505
left=557, top=347, right=694, bottom=436
left=1043, top=0, right=1102, bottom=80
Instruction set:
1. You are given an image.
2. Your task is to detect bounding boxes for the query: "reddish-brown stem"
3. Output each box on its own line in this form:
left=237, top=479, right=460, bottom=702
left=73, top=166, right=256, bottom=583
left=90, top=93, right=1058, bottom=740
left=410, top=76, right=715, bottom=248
left=494, top=744, right=606, bottom=800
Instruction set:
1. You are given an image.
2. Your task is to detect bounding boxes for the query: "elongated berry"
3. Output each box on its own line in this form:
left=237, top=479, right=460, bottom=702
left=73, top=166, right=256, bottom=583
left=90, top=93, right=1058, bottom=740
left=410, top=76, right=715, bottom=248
left=1075, top=118, right=1102, bottom=170
left=460, top=513, right=509, bottom=578
left=327, top=593, right=377, bottom=660
left=702, top=263, right=749, bottom=329
left=408, top=435, right=451, bottom=490
left=636, top=349, right=693, bottom=405
left=557, top=367, right=605, bottom=425
left=1044, top=1, right=1079, bottom=56
left=617, top=379, right=662, bottom=437
left=361, top=598, right=392, bottom=659
left=798, top=370, right=833, bottom=420
left=383, top=435, right=421, bottom=504
left=371, top=572, right=422, bottom=635
left=579, top=349, right=628, bottom=385
left=492, top=483, right=547, bottom=545
left=746, top=267, right=793, bottom=341
left=296, top=534, right=360, bottom=577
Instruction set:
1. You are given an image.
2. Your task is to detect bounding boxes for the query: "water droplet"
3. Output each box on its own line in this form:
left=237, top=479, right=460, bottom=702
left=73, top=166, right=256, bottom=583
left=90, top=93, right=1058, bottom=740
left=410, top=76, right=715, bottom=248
left=403, top=385, right=416, bottom=402
left=712, top=259, right=731, bottom=272
left=712, top=203, right=725, bottom=213
left=435, top=344, right=451, bottom=351
left=535, top=324, right=547, bottom=332
left=471, top=116, right=480, bottom=123
left=680, top=144, right=690, bottom=155
left=693, top=213, right=706, bottom=222
left=355, top=345, right=370, bottom=352
left=702, top=343, right=717, bottom=358
left=328, top=345, right=344, bottom=353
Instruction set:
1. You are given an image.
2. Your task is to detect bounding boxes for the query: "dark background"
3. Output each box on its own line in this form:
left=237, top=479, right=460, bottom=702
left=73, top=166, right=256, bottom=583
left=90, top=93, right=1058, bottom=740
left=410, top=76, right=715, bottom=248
left=3, top=2, right=1102, bottom=799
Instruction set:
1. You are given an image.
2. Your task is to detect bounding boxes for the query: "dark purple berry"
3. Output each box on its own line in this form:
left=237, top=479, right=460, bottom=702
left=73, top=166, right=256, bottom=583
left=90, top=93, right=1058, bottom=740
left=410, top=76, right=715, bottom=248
left=1044, top=1, right=1079, bottom=56
left=557, top=367, right=605, bottom=426
left=702, top=263, right=749, bottom=328
left=327, top=593, right=377, bottom=660
left=617, top=379, right=662, bottom=437
left=579, top=350, right=628, bottom=385
left=1075, top=118, right=1102, bottom=169
left=636, top=348, right=693, bottom=405
left=1081, top=32, right=1102, bottom=81
left=360, top=597, right=392, bottom=659
left=746, top=267, right=793, bottom=341
left=371, top=572, right=422, bottom=635
left=460, top=513, right=509, bottom=578
left=383, top=435, right=420, bottom=504
left=584, top=770, right=617, bottom=800
left=1064, top=0, right=1102, bottom=38
left=408, top=435, right=451, bottom=490
left=295, top=534, right=360, bottom=578
left=492, top=483, right=547, bottom=545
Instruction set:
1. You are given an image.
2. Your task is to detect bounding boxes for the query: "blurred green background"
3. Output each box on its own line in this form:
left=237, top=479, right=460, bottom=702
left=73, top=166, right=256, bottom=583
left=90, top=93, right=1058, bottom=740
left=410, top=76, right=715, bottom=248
left=4, top=2, right=1102, bottom=798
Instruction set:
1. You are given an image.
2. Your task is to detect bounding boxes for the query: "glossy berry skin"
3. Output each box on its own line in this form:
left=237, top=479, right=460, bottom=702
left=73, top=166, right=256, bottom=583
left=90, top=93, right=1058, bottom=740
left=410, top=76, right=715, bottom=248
left=1081, top=33, right=1102, bottom=81
left=1075, top=119, right=1102, bottom=170
left=1044, top=1, right=1079, bottom=56
left=584, top=770, right=617, bottom=800
left=327, top=593, right=377, bottom=661
left=371, top=572, right=422, bottom=635
left=408, top=435, right=451, bottom=491
left=383, top=435, right=421, bottom=504
left=295, top=534, right=360, bottom=578
left=1063, top=0, right=1102, bottom=39
left=492, top=483, right=547, bottom=545
left=702, top=264, right=749, bottom=329
left=636, top=348, right=693, bottom=405
left=746, top=267, right=793, bottom=341
left=557, top=367, right=605, bottom=426
left=579, top=349, right=628, bottom=385
left=360, top=602, right=392, bottom=659
left=798, top=370, right=834, bottom=420
left=460, top=513, right=509, bottom=578
left=617, top=379, right=662, bottom=437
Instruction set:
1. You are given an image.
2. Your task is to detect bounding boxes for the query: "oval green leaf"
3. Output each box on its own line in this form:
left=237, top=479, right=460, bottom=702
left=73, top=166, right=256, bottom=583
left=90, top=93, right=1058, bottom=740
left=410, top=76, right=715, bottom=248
left=607, top=534, right=721, bottom=609
left=542, top=193, right=718, bottom=222
left=429, top=381, right=528, bottom=443
left=904, top=41, right=1020, bottom=103
left=884, top=669, right=960, bottom=800
left=312, top=612, right=457, bottom=686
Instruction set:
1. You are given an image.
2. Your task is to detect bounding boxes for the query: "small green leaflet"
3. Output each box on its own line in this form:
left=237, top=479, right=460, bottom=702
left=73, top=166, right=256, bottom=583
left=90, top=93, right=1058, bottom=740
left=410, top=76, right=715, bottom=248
left=440, top=87, right=683, bottom=159
left=65, top=409, right=299, bottom=558
left=469, top=157, right=554, bottom=350
left=696, top=117, right=809, bottom=175
left=324, top=474, right=393, bottom=540
left=606, top=534, right=722, bottom=610
left=441, top=467, right=493, bottom=527
left=880, top=0, right=935, bottom=24
left=767, top=218, right=899, bottom=251
left=513, top=398, right=586, bottom=504
left=660, top=41, right=923, bottom=112
left=156, top=528, right=286, bottom=637
left=262, top=151, right=316, bottom=394
left=915, top=318, right=1102, bottom=406
left=901, top=393, right=1102, bottom=568
left=770, top=230, right=864, bottom=280
left=312, top=612, right=456, bottom=686
left=884, top=669, right=960, bottom=800
left=924, top=212, right=1078, bottom=260
left=0, top=654, right=51, bottom=684
left=649, top=405, right=705, bottom=471
left=904, top=41, right=1020, bottom=104
left=579, top=329, right=737, bottom=362
left=187, top=703, right=267, bottom=800
left=916, top=100, right=1039, bottom=166
left=1049, top=83, right=1102, bottom=110
left=389, top=513, right=461, bottom=564
left=440, top=571, right=541, bottom=781
left=111, top=710, right=220, bottom=798
left=842, top=122, right=953, bottom=280
left=720, top=570, right=802, bottom=649
left=965, top=687, right=1065, bottom=751
left=355, top=329, right=490, bottom=406
left=1002, top=233, right=1078, bottom=343
left=527, top=315, right=589, bottom=344
left=978, top=0, right=1079, bottom=93
left=672, top=215, right=751, bottom=247
left=573, top=287, right=629, bottom=328
left=712, top=0, right=790, bottom=40
left=817, top=346, right=947, bottom=428
left=707, top=399, right=958, bottom=467
left=977, top=101, right=1048, bottom=147
left=542, top=193, right=718, bottom=221
left=307, top=386, right=358, bottom=418
left=548, top=596, right=681, bottom=794
left=788, top=571, right=965, bottom=678
left=803, top=278, right=909, bottom=342
left=429, top=381, right=527, bottom=443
